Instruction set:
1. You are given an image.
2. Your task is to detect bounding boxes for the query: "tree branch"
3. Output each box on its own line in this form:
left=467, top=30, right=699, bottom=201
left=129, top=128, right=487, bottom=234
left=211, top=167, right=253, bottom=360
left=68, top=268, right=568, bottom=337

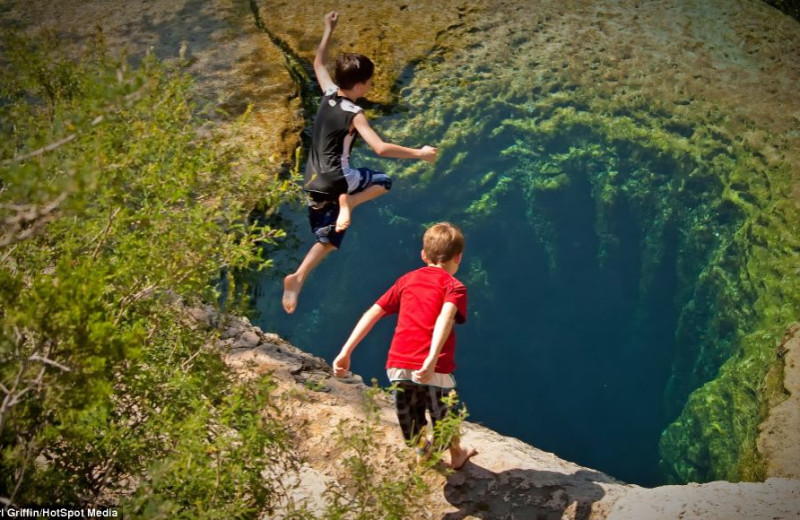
left=1, top=115, right=104, bottom=166
left=0, top=192, right=69, bottom=248
left=2, top=133, right=77, bottom=165
left=28, top=354, right=71, bottom=373
left=91, top=207, right=121, bottom=260
left=0, top=361, right=27, bottom=436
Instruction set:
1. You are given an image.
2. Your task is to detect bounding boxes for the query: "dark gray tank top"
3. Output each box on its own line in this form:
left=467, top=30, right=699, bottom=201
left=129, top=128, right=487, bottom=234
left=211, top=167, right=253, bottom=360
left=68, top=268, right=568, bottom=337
left=304, top=86, right=363, bottom=202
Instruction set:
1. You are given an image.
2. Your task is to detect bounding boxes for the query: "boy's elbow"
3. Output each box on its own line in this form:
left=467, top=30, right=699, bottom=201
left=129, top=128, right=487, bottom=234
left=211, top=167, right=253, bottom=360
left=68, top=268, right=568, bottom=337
left=374, top=144, right=390, bottom=157
left=369, top=304, right=386, bottom=318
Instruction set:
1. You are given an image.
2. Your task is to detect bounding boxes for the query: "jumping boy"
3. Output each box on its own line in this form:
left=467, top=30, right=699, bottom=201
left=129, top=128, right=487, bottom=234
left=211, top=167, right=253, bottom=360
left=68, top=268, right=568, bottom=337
left=332, top=222, right=478, bottom=469
left=282, top=11, right=437, bottom=314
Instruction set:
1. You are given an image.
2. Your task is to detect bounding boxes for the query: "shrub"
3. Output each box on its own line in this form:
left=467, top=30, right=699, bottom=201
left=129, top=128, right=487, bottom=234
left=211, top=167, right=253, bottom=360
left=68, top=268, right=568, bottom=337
left=0, top=29, right=298, bottom=515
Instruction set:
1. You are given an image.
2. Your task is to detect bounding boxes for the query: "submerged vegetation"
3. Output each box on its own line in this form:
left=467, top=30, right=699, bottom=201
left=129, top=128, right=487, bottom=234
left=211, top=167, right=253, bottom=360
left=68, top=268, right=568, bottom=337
left=371, top=31, right=800, bottom=483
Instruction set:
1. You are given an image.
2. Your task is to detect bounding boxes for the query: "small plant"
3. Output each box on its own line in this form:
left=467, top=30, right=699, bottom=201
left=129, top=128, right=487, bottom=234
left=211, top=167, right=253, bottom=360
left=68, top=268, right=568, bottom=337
left=425, top=390, right=470, bottom=471
left=324, top=381, right=432, bottom=520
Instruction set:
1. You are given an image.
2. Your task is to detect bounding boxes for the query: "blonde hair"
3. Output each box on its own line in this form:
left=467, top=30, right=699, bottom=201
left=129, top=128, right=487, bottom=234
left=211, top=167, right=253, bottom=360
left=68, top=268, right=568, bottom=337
left=423, top=222, right=464, bottom=264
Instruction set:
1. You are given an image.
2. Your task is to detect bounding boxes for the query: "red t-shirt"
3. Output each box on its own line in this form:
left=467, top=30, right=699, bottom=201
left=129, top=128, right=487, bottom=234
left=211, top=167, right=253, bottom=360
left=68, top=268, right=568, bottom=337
left=376, top=266, right=468, bottom=373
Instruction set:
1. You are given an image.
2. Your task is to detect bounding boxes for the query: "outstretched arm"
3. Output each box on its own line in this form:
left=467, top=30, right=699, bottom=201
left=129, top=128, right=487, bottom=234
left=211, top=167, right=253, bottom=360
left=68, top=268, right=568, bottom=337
left=414, top=302, right=458, bottom=383
left=352, top=113, right=437, bottom=163
left=314, top=11, right=338, bottom=92
left=333, top=304, right=386, bottom=377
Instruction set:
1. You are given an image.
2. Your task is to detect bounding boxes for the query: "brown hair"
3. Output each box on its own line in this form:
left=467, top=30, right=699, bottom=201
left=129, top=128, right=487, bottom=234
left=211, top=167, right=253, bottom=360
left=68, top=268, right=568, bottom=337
left=423, top=222, right=464, bottom=264
left=335, top=53, right=374, bottom=90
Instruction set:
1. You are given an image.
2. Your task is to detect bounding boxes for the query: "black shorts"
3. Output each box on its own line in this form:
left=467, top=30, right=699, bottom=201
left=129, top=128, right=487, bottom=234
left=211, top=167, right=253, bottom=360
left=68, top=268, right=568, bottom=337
left=393, top=381, right=453, bottom=444
left=306, top=167, right=392, bottom=249
left=307, top=200, right=345, bottom=249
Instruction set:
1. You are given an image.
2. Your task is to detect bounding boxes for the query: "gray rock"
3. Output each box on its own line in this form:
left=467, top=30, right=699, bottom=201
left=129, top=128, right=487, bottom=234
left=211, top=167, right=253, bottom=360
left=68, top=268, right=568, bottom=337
left=233, top=330, right=261, bottom=349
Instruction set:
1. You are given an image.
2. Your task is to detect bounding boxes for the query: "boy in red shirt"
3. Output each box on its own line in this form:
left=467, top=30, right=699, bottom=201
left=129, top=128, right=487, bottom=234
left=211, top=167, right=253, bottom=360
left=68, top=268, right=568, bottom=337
left=332, top=222, right=477, bottom=469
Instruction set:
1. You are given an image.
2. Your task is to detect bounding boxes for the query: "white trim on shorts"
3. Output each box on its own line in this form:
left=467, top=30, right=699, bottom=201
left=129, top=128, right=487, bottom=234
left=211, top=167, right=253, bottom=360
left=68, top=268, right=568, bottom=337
left=387, top=368, right=456, bottom=389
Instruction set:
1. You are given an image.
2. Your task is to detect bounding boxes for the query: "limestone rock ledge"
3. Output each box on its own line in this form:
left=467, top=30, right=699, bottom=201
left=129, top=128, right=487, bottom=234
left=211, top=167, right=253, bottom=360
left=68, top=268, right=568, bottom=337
left=758, top=324, right=800, bottom=480
left=190, top=304, right=800, bottom=519
left=606, top=478, right=800, bottom=520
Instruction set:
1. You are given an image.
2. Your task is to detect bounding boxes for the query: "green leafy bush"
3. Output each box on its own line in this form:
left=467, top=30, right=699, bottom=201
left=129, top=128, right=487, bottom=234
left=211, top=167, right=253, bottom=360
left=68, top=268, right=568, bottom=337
left=0, top=29, right=300, bottom=515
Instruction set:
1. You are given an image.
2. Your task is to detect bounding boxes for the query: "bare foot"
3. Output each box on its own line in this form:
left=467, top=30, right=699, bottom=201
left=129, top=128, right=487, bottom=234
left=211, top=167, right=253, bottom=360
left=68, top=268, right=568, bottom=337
left=448, top=447, right=478, bottom=470
left=335, top=206, right=351, bottom=232
left=282, top=274, right=301, bottom=314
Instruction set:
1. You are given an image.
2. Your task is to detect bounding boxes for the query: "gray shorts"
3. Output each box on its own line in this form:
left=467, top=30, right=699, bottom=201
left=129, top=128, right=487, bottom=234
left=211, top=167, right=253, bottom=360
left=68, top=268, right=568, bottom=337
left=348, top=167, right=392, bottom=194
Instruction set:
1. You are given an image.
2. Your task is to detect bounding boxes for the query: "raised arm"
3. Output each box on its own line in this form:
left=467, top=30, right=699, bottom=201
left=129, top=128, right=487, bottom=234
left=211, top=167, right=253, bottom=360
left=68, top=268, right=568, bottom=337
left=414, top=302, right=458, bottom=383
left=314, top=11, right=338, bottom=93
left=333, top=304, right=386, bottom=377
left=352, top=113, right=437, bottom=163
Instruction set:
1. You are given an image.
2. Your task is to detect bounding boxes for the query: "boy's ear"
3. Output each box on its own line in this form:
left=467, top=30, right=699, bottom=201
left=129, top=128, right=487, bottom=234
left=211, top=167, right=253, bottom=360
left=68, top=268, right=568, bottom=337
left=454, top=252, right=463, bottom=265
left=420, top=250, right=429, bottom=264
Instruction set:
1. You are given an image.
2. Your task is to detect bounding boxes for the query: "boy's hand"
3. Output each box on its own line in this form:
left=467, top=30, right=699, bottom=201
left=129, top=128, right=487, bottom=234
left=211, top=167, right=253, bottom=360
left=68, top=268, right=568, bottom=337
left=324, top=11, right=338, bottom=31
left=413, top=361, right=436, bottom=384
left=333, top=352, right=350, bottom=377
left=418, top=145, right=437, bottom=163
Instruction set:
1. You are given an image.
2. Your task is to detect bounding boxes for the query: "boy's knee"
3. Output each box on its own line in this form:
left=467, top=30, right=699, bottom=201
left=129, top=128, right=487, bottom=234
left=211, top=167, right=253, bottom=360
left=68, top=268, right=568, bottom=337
left=316, top=240, right=338, bottom=252
left=370, top=171, right=391, bottom=192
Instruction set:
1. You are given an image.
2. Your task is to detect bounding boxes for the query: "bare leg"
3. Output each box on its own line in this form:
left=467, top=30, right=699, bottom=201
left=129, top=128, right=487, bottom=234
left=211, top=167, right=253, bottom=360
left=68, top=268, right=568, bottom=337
left=349, top=185, right=389, bottom=209
left=336, top=186, right=389, bottom=232
left=448, top=436, right=478, bottom=470
left=282, top=242, right=336, bottom=314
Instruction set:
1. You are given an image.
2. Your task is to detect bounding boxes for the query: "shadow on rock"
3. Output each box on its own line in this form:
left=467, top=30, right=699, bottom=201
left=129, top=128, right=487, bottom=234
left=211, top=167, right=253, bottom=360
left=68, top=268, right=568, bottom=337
left=444, top=463, right=611, bottom=520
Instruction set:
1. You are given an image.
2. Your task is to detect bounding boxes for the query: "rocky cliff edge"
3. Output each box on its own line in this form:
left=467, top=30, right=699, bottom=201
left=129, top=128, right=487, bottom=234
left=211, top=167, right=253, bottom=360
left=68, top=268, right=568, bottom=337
left=187, top=303, right=800, bottom=520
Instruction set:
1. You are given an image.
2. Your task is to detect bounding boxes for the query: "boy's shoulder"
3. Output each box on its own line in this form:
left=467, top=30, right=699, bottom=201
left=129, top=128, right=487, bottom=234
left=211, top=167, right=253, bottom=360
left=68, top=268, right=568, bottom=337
left=339, top=98, right=362, bottom=115
left=321, top=85, right=363, bottom=115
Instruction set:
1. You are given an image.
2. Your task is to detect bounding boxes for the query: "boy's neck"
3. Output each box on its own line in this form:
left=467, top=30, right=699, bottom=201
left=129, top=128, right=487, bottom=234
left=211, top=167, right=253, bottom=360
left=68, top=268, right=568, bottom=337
left=426, top=261, right=458, bottom=276
left=338, top=88, right=358, bottom=102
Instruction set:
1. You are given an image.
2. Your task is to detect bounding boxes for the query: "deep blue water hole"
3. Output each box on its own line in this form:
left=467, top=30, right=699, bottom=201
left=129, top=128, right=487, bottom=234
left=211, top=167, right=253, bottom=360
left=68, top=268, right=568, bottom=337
left=252, top=128, right=685, bottom=487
